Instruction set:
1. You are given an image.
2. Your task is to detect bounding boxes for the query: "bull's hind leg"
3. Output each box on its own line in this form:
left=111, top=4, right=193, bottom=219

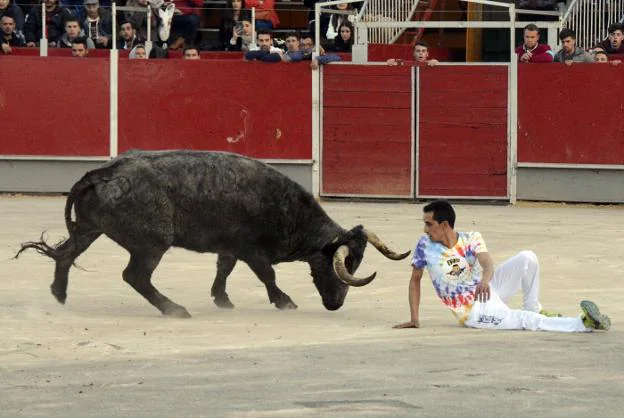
left=51, top=227, right=101, bottom=304
left=211, top=254, right=237, bottom=309
left=122, top=251, right=191, bottom=318
left=246, top=258, right=297, bottom=310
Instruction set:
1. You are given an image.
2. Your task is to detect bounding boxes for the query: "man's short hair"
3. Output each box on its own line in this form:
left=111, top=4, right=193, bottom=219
left=423, top=200, right=456, bottom=228
left=183, top=45, right=199, bottom=55
left=257, top=29, right=272, bottom=39
left=1, top=13, right=15, bottom=22
left=414, top=41, right=428, bottom=48
left=65, top=16, right=79, bottom=25
left=284, top=31, right=299, bottom=40
left=72, top=36, right=89, bottom=49
left=608, top=23, right=624, bottom=34
left=594, top=50, right=608, bottom=58
left=559, top=28, right=576, bottom=41
left=120, top=19, right=137, bottom=30
left=524, top=23, right=539, bottom=32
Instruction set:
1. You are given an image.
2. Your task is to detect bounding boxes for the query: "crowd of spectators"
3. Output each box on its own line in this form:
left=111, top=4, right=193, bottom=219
left=1, top=0, right=624, bottom=68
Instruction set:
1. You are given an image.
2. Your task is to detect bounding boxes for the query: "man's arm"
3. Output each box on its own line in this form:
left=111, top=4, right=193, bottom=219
left=475, top=252, right=495, bottom=302
left=393, top=267, right=423, bottom=329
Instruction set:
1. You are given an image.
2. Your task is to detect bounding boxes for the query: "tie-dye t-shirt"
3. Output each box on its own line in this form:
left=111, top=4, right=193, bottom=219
left=412, top=232, right=488, bottom=324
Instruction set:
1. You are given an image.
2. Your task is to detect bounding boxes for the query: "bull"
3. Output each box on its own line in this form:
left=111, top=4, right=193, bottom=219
left=16, top=150, right=409, bottom=318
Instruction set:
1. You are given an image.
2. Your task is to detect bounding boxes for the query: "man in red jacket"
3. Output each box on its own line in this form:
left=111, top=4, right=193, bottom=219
left=515, top=23, right=554, bottom=63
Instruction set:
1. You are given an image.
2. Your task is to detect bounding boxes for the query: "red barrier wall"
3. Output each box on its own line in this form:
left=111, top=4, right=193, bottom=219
left=518, top=65, right=624, bottom=165
left=0, top=56, right=109, bottom=156
left=322, top=65, right=413, bottom=196
left=118, top=60, right=312, bottom=159
left=419, top=66, right=508, bottom=197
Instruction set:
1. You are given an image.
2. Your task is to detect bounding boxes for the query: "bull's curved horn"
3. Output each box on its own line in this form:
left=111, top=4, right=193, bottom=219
left=332, top=245, right=377, bottom=287
left=363, top=229, right=411, bottom=260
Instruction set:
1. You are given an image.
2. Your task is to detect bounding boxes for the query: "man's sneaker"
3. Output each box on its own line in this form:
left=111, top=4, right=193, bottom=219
left=580, top=300, right=611, bottom=331
left=158, top=3, right=175, bottom=42
left=539, top=309, right=562, bottom=318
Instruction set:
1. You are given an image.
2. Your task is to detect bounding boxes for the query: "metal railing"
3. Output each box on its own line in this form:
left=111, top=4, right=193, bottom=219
left=357, top=0, right=423, bottom=43
left=561, top=0, right=624, bottom=49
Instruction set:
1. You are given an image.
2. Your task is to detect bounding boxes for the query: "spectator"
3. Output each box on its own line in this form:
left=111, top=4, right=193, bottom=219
left=82, top=0, right=111, bottom=49
left=129, top=43, right=147, bottom=58
left=219, top=0, right=250, bottom=50
left=1, top=14, right=25, bottom=54
left=594, top=49, right=622, bottom=66
left=515, top=23, right=554, bottom=63
left=593, top=23, right=624, bottom=54
left=244, top=28, right=282, bottom=61
left=280, top=31, right=302, bottom=61
left=182, top=44, right=199, bottom=59
left=325, top=20, right=353, bottom=52
left=71, top=36, right=89, bottom=56
left=224, top=17, right=252, bottom=51
left=123, top=0, right=158, bottom=43
left=387, top=41, right=439, bottom=66
left=325, top=2, right=354, bottom=41
left=24, top=0, right=73, bottom=47
left=554, top=28, right=593, bottom=65
left=58, top=15, right=95, bottom=48
left=0, top=0, right=24, bottom=36
left=245, top=0, right=278, bottom=30
left=300, top=33, right=341, bottom=69
left=158, top=0, right=201, bottom=51
left=117, top=19, right=144, bottom=49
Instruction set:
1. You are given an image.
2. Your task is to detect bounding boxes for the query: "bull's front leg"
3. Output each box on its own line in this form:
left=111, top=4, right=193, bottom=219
left=211, top=253, right=237, bottom=309
left=246, top=258, right=297, bottom=310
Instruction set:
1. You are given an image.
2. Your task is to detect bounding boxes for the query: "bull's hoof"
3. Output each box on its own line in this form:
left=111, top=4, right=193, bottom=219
left=50, top=286, right=66, bottom=304
left=213, top=297, right=235, bottom=309
left=275, top=298, right=298, bottom=310
left=162, top=306, right=192, bottom=318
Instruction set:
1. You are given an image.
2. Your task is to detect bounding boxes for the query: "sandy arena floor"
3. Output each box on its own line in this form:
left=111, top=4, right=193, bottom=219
left=0, top=196, right=622, bottom=417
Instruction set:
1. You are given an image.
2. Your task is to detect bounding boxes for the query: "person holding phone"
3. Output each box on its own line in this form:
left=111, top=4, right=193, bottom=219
left=219, top=0, right=251, bottom=50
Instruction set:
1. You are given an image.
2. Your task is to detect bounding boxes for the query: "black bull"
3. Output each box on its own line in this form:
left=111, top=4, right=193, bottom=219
left=16, top=150, right=409, bottom=317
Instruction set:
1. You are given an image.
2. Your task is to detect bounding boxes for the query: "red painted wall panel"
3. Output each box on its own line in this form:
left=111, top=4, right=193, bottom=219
left=518, top=65, right=624, bottom=165
left=118, top=60, right=312, bottom=159
left=0, top=56, right=109, bottom=156
left=419, top=66, right=508, bottom=197
left=322, top=65, right=412, bottom=196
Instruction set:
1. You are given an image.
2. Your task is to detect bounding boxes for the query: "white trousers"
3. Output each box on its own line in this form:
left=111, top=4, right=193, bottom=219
left=464, top=251, right=590, bottom=332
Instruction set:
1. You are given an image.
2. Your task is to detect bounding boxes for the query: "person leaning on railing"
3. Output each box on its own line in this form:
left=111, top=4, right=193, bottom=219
left=0, top=0, right=24, bottom=36
left=553, top=28, right=593, bottom=65
left=592, top=23, right=624, bottom=55
left=593, top=49, right=622, bottom=66
left=386, top=41, right=439, bottom=67
left=1, top=13, right=26, bottom=54
left=515, top=23, right=554, bottom=63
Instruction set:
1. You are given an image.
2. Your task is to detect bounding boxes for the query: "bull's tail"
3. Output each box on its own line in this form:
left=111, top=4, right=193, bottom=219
left=14, top=232, right=72, bottom=262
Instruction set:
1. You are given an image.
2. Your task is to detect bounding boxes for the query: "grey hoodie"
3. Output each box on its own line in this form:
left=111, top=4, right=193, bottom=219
left=554, top=47, right=595, bottom=63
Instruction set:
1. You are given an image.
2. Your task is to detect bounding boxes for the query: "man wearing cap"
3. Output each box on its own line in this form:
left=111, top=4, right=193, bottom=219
left=82, top=0, right=112, bottom=48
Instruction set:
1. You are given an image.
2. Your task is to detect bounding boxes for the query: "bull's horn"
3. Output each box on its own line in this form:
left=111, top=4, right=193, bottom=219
left=363, top=229, right=411, bottom=260
left=332, top=245, right=377, bottom=287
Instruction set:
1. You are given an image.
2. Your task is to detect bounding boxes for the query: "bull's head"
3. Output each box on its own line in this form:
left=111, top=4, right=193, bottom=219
left=311, top=225, right=410, bottom=310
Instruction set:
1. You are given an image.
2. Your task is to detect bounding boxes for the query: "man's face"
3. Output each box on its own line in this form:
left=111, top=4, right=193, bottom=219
left=1, top=17, right=14, bottom=35
left=85, top=3, right=99, bottom=17
left=120, top=23, right=135, bottom=41
left=562, top=36, right=575, bottom=54
left=71, top=43, right=88, bottom=57
left=609, top=30, right=623, bottom=49
left=183, top=49, right=200, bottom=59
left=258, top=33, right=272, bottom=51
left=285, top=36, right=299, bottom=52
left=413, top=45, right=429, bottom=62
left=302, top=37, right=313, bottom=50
left=44, top=0, right=57, bottom=8
left=336, top=2, right=347, bottom=10
left=134, top=47, right=147, bottom=59
left=524, top=29, right=539, bottom=49
left=0, top=0, right=10, bottom=10
left=595, top=53, right=609, bottom=62
left=232, top=0, right=241, bottom=10
left=423, top=212, right=446, bottom=243
left=65, top=21, right=80, bottom=38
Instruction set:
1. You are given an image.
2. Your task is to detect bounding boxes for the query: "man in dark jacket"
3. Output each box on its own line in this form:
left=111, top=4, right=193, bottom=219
left=24, top=0, right=73, bottom=47
left=1, top=14, right=25, bottom=53
left=594, top=23, right=624, bottom=54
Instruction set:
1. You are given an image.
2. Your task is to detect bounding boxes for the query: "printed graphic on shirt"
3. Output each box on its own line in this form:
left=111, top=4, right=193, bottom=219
left=411, top=232, right=488, bottom=323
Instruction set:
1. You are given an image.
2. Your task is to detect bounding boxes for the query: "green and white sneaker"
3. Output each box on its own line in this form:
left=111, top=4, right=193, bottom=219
left=580, top=300, right=611, bottom=331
